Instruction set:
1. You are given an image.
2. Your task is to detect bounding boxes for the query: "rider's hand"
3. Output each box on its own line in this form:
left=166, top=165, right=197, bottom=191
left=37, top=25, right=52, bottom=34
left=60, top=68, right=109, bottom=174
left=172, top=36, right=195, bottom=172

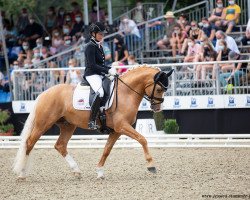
left=108, top=67, right=117, bottom=76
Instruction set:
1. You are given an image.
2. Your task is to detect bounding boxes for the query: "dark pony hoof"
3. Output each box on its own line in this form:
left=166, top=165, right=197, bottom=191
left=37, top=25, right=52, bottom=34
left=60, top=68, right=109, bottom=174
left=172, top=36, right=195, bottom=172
left=147, top=167, right=157, bottom=173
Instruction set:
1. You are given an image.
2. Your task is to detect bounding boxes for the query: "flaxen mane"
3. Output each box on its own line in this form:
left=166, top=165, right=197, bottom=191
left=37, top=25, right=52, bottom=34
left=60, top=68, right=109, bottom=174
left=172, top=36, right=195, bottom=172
left=120, top=64, right=161, bottom=77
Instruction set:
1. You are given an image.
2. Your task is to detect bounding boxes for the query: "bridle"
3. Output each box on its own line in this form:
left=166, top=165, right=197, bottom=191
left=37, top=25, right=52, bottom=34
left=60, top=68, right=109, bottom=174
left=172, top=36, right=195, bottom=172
left=116, top=71, right=167, bottom=106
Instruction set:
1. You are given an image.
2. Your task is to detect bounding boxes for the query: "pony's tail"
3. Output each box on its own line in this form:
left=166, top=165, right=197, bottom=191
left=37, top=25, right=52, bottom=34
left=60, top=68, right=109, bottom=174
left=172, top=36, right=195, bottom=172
left=13, top=96, right=39, bottom=175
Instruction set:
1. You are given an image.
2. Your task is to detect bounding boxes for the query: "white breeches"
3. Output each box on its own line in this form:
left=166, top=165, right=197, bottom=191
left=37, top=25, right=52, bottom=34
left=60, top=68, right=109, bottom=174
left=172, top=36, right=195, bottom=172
left=85, top=75, right=104, bottom=97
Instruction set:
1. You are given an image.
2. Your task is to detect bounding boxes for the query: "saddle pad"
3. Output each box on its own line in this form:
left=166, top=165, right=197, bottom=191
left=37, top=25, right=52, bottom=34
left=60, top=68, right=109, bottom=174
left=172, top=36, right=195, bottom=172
left=73, top=82, right=114, bottom=110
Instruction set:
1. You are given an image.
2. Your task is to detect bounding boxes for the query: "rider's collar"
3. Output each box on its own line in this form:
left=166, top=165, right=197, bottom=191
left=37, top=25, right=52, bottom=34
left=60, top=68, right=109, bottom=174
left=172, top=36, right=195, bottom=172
left=91, top=37, right=102, bottom=47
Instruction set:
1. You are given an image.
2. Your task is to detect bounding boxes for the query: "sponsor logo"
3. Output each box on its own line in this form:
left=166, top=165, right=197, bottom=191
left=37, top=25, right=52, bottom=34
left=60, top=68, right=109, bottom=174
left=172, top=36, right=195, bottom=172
left=77, top=98, right=85, bottom=106
left=207, top=97, right=215, bottom=107
left=20, top=102, right=26, bottom=112
left=141, top=100, right=148, bottom=109
left=228, top=96, right=236, bottom=107
left=173, top=98, right=181, bottom=108
left=246, top=96, right=250, bottom=106
left=190, top=97, right=197, bottom=108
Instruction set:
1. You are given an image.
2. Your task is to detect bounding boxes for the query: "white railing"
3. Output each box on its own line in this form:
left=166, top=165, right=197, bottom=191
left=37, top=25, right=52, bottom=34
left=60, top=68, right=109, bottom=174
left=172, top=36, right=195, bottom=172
left=1, top=134, right=250, bottom=148
left=12, top=58, right=250, bottom=101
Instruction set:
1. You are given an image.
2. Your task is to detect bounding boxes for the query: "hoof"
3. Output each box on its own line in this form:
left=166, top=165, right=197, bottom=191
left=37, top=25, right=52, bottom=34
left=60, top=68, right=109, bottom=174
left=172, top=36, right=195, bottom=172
left=17, top=176, right=26, bottom=181
left=147, top=167, right=157, bottom=173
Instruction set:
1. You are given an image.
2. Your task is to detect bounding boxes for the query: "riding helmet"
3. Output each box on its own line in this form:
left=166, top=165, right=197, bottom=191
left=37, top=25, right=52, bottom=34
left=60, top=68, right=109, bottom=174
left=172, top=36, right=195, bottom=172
left=89, top=22, right=107, bottom=34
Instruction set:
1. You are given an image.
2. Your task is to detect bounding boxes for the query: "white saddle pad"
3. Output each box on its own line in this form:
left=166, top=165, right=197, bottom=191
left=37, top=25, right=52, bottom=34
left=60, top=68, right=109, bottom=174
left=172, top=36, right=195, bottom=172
left=73, top=82, right=115, bottom=110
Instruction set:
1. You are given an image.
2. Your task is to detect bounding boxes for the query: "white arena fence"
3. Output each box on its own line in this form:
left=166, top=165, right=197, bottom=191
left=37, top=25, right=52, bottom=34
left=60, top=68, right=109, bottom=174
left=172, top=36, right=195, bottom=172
left=1, top=134, right=250, bottom=149
left=12, top=59, right=250, bottom=101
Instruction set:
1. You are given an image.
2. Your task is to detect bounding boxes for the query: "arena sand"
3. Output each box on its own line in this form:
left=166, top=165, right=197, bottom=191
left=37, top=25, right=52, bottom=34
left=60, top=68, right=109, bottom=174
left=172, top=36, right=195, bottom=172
left=0, top=148, right=249, bottom=200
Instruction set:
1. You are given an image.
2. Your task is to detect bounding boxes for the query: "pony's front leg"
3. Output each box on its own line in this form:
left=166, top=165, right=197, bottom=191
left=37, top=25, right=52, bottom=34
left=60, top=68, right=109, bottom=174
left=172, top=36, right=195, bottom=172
left=115, top=123, right=156, bottom=173
left=97, top=132, right=121, bottom=179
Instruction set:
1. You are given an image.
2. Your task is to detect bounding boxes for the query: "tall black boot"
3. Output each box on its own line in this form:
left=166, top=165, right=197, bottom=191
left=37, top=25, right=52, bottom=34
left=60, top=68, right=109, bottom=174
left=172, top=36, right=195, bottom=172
left=88, top=94, right=101, bottom=129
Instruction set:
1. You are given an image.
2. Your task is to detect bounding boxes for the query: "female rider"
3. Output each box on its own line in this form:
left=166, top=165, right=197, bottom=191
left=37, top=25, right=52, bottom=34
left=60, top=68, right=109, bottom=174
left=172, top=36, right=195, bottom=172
left=84, top=22, right=116, bottom=129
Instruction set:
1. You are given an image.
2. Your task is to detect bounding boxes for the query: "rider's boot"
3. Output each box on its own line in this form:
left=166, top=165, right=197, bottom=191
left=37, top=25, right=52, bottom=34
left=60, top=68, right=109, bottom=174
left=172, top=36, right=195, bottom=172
left=88, top=94, right=102, bottom=130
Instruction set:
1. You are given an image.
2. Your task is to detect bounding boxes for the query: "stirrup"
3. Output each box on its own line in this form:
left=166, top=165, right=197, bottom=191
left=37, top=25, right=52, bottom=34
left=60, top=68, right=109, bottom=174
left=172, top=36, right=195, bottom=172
left=88, top=121, right=99, bottom=130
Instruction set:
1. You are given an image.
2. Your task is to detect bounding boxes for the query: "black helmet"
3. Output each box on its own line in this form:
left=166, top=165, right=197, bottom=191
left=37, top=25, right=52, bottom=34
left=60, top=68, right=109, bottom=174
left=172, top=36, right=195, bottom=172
left=89, top=22, right=107, bottom=34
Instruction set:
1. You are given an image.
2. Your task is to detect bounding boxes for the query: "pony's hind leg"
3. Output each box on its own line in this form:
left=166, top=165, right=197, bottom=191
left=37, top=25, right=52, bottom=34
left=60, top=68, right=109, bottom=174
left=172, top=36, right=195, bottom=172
left=54, top=124, right=81, bottom=176
left=115, top=122, right=156, bottom=173
left=96, top=132, right=121, bottom=179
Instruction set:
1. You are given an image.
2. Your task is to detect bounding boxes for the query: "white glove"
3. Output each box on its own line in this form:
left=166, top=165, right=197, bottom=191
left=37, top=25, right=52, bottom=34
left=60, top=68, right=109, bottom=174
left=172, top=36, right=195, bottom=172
left=108, top=67, right=117, bottom=76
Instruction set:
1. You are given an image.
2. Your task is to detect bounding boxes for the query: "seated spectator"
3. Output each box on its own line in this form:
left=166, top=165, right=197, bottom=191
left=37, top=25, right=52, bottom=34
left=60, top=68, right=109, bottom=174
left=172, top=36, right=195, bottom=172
left=214, top=39, right=232, bottom=79
left=155, top=11, right=178, bottom=50
left=57, top=35, right=74, bottom=67
left=194, top=42, right=217, bottom=80
left=177, top=13, right=190, bottom=32
left=201, top=17, right=216, bottom=44
left=44, top=6, right=57, bottom=34
left=114, top=34, right=129, bottom=65
left=0, top=70, right=5, bottom=89
left=32, top=48, right=42, bottom=64
left=70, top=1, right=83, bottom=23
left=89, top=1, right=105, bottom=23
left=16, top=8, right=29, bottom=35
left=3, top=18, right=18, bottom=48
left=208, top=0, right=225, bottom=23
left=50, top=28, right=63, bottom=54
left=64, top=14, right=73, bottom=29
left=48, top=62, right=65, bottom=86
left=119, top=15, right=141, bottom=40
left=170, top=24, right=186, bottom=57
left=241, top=19, right=250, bottom=52
left=40, top=47, right=51, bottom=60
left=70, top=13, right=84, bottom=37
left=215, top=30, right=239, bottom=53
left=102, top=42, right=112, bottom=66
left=112, top=61, right=126, bottom=75
left=221, top=0, right=241, bottom=33
left=22, top=15, right=43, bottom=48
left=56, top=7, right=66, bottom=28
left=62, top=24, right=72, bottom=36
left=219, top=51, right=248, bottom=87
left=181, top=21, right=202, bottom=55
left=131, top=1, right=146, bottom=23
left=18, top=40, right=31, bottom=60
left=33, top=38, right=45, bottom=56
left=65, top=58, right=82, bottom=86
left=184, top=37, right=202, bottom=63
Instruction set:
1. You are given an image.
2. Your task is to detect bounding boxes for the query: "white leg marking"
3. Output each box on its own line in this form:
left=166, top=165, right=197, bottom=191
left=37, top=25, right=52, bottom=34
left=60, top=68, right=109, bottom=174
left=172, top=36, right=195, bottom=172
left=65, top=154, right=81, bottom=173
left=96, top=167, right=105, bottom=179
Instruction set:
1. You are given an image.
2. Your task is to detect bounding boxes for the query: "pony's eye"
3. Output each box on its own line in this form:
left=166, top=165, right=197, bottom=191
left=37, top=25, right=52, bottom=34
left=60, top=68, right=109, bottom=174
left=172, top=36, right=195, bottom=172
left=156, top=88, right=163, bottom=93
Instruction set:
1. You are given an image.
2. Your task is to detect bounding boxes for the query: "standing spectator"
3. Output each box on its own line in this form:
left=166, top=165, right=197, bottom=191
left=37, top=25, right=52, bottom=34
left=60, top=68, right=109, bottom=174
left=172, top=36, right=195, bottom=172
left=155, top=11, right=178, bottom=50
left=70, top=13, right=84, bottom=37
left=44, top=6, right=57, bottom=34
left=16, top=8, right=29, bottom=35
left=22, top=15, right=43, bottom=49
left=131, top=1, right=146, bottom=23
left=56, top=7, right=66, bottom=28
left=219, top=51, right=248, bottom=87
left=3, top=19, right=18, bottom=48
left=50, top=28, right=63, bottom=55
left=114, top=35, right=129, bottom=65
left=89, top=1, right=105, bottom=23
left=127, top=55, right=139, bottom=65
left=65, top=58, right=82, bottom=86
left=215, top=30, right=239, bottom=53
left=170, top=24, right=186, bottom=57
left=221, top=0, right=241, bottom=33
left=208, top=0, right=225, bottom=23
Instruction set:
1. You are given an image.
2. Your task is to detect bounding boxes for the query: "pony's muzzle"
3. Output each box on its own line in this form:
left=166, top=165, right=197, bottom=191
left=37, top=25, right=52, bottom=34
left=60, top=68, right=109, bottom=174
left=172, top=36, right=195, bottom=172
left=150, top=104, right=162, bottom=112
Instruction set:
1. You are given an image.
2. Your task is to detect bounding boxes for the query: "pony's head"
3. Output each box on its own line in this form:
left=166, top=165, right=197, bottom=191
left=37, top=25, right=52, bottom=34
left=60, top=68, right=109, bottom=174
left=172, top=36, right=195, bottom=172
left=145, top=69, right=174, bottom=112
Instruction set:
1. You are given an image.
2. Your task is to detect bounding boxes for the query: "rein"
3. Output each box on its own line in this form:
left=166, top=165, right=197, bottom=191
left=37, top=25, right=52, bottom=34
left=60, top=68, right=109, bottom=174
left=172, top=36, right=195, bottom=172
left=117, top=76, right=164, bottom=105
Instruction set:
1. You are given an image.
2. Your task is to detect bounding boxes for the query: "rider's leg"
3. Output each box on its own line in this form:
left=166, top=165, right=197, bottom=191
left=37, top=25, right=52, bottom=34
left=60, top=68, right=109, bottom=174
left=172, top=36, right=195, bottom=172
left=85, top=75, right=104, bottom=129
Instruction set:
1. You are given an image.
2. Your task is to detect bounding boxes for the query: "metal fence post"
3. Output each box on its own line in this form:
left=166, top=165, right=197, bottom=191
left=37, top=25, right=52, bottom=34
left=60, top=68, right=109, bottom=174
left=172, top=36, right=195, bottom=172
left=172, top=66, right=177, bottom=96
left=215, top=63, right=221, bottom=95
left=145, top=22, right=150, bottom=51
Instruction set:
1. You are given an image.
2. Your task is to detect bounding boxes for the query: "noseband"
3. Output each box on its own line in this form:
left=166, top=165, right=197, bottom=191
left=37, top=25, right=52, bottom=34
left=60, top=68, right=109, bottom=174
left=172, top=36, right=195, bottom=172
left=117, top=71, right=168, bottom=106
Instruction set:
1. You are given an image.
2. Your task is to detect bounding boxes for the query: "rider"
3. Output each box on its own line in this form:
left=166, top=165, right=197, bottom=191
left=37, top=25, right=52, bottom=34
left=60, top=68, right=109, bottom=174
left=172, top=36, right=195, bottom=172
left=84, top=22, right=116, bottom=129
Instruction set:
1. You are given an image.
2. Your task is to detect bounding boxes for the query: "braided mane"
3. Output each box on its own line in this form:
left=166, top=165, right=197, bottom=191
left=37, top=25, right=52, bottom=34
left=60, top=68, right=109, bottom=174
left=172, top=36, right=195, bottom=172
left=120, top=64, right=161, bottom=77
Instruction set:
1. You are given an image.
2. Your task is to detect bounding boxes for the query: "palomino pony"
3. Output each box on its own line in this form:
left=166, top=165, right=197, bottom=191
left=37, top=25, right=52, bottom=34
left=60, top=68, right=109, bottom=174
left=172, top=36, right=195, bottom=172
left=13, top=66, right=173, bottom=179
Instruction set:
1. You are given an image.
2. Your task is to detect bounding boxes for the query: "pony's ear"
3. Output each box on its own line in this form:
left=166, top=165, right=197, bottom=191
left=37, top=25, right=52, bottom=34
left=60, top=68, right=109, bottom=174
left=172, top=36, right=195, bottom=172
left=166, top=69, right=174, bottom=77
